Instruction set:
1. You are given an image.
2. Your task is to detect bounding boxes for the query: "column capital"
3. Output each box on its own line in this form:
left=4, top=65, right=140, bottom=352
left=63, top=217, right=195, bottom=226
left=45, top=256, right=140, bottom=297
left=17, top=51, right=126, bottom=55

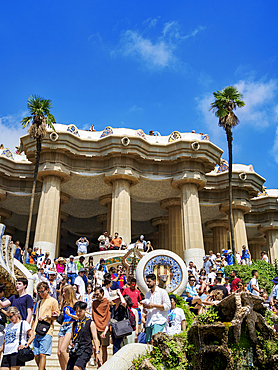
left=0, top=190, right=7, bottom=202
left=205, top=219, right=229, bottom=231
left=60, top=192, right=70, bottom=205
left=220, top=200, right=251, bottom=215
left=104, top=168, right=139, bottom=187
left=99, top=194, right=112, bottom=207
left=60, top=211, right=69, bottom=222
left=97, top=214, right=107, bottom=224
left=258, top=222, right=278, bottom=234
left=160, top=197, right=180, bottom=210
left=248, top=236, right=266, bottom=246
left=172, top=172, right=207, bottom=190
left=0, top=208, right=12, bottom=221
left=152, top=216, right=169, bottom=227
left=37, top=164, right=70, bottom=183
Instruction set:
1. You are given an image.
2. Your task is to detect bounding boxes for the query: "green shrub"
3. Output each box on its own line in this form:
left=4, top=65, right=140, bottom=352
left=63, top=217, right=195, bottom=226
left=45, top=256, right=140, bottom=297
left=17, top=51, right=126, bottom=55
left=23, top=263, right=37, bottom=274
left=224, top=260, right=276, bottom=295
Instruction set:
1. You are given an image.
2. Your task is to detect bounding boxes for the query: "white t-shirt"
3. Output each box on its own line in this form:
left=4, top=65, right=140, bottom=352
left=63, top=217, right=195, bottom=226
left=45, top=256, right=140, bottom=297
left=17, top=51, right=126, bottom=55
left=4, top=321, right=31, bottom=355
left=75, top=276, right=86, bottom=296
left=250, top=278, right=259, bottom=296
left=103, top=286, right=111, bottom=298
left=262, top=255, right=269, bottom=263
left=164, top=307, right=186, bottom=336
left=77, top=242, right=88, bottom=254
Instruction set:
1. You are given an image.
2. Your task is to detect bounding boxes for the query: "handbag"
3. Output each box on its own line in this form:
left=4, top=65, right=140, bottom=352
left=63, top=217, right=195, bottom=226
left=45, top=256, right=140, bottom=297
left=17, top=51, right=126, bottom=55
left=110, top=306, right=133, bottom=339
left=56, top=312, right=64, bottom=325
left=17, top=321, right=34, bottom=362
left=35, top=301, right=51, bottom=336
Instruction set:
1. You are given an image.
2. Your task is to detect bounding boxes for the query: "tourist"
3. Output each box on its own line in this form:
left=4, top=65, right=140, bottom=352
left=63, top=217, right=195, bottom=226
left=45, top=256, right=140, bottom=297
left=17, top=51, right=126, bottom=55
left=89, top=124, right=95, bottom=132
left=0, top=278, right=33, bottom=324
left=261, top=251, right=269, bottom=263
left=75, top=236, right=89, bottom=255
left=57, top=285, right=77, bottom=370
left=111, top=232, right=122, bottom=250
left=92, top=287, right=111, bottom=364
left=32, top=281, right=60, bottom=370
left=74, top=268, right=86, bottom=298
left=122, top=278, right=142, bottom=309
left=241, top=245, right=251, bottom=265
left=38, top=252, right=50, bottom=268
left=187, top=261, right=198, bottom=278
left=226, top=250, right=234, bottom=265
left=26, top=247, right=33, bottom=264
left=46, top=271, right=63, bottom=300
left=235, top=281, right=245, bottom=293
left=216, top=270, right=225, bottom=284
left=65, top=255, right=78, bottom=284
left=111, top=265, right=127, bottom=292
left=83, top=283, right=94, bottom=315
left=203, top=256, right=213, bottom=275
left=249, top=270, right=260, bottom=296
left=270, top=277, right=278, bottom=306
left=66, top=301, right=101, bottom=370
left=209, top=277, right=228, bottom=299
left=183, top=276, right=203, bottom=314
left=102, top=274, right=112, bottom=298
left=236, top=251, right=241, bottom=264
left=142, top=273, right=171, bottom=343
left=208, top=250, right=216, bottom=264
left=76, top=255, right=85, bottom=271
left=145, top=241, right=154, bottom=253
left=230, top=270, right=241, bottom=292
left=135, top=235, right=147, bottom=252
left=224, top=277, right=231, bottom=294
left=57, top=277, right=68, bottom=303
left=0, top=284, right=8, bottom=332
left=207, top=267, right=217, bottom=285
left=95, top=265, right=105, bottom=286
left=196, top=276, right=209, bottom=297
left=98, top=231, right=109, bottom=251
left=164, top=295, right=186, bottom=336
left=1, top=306, right=35, bottom=370
left=72, top=284, right=81, bottom=300
left=122, top=294, right=138, bottom=345
left=56, top=257, right=66, bottom=273
left=95, top=258, right=109, bottom=274
left=86, top=256, right=95, bottom=281
left=14, top=241, right=22, bottom=262
left=198, top=268, right=208, bottom=282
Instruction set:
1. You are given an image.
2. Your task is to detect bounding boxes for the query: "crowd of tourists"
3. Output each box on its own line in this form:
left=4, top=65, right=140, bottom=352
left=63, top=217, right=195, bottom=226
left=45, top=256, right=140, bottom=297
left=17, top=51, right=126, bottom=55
left=0, top=239, right=276, bottom=370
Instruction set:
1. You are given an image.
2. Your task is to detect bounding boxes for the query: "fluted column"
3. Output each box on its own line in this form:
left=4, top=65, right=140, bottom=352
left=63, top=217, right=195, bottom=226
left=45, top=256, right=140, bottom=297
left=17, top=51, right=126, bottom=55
left=206, top=219, right=229, bottom=253
left=259, top=224, right=278, bottom=263
left=204, top=235, right=213, bottom=255
left=152, top=216, right=169, bottom=250
left=99, top=194, right=112, bottom=235
left=248, top=237, right=266, bottom=261
left=160, top=198, right=182, bottom=257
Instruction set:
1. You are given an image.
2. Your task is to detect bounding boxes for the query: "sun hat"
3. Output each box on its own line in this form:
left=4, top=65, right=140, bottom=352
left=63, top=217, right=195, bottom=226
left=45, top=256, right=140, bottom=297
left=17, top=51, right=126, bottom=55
left=79, top=268, right=85, bottom=273
left=169, top=294, right=177, bottom=302
left=109, top=290, right=120, bottom=301
left=69, top=255, right=74, bottom=259
left=228, top=249, right=232, bottom=253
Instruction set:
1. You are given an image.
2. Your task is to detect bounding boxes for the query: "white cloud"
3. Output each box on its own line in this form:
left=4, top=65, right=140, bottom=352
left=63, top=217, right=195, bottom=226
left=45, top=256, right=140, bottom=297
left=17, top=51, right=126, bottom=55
left=0, top=112, right=27, bottom=152
left=128, top=105, right=143, bottom=113
left=112, top=21, right=205, bottom=70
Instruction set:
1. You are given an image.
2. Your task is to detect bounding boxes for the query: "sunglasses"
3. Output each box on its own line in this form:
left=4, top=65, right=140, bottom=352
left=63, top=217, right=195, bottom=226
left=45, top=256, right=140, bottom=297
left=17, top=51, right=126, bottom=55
left=7, top=313, right=16, bottom=319
left=37, top=290, right=45, bottom=294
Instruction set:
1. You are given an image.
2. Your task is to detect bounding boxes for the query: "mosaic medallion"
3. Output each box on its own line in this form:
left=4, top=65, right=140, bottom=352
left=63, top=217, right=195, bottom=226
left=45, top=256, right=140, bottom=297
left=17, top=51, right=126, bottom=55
left=67, top=124, right=79, bottom=137
left=1, top=149, right=14, bottom=160
left=100, top=126, right=113, bottom=138
left=153, top=131, right=161, bottom=136
left=257, top=190, right=268, bottom=197
left=201, top=134, right=210, bottom=141
left=217, top=162, right=229, bottom=173
left=168, top=131, right=181, bottom=142
left=143, top=255, right=182, bottom=291
left=136, top=129, right=147, bottom=140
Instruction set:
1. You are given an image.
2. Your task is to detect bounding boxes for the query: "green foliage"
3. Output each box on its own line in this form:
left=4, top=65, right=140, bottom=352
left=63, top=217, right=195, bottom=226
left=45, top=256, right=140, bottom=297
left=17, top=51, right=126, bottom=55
left=224, top=260, right=276, bottom=295
left=23, top=263, right=37, bottom=274
left=197, top=306, right=220, bottom=325
left=21, top=94, right=56, bottom=130
left=172, top=294, right=195, bottom=328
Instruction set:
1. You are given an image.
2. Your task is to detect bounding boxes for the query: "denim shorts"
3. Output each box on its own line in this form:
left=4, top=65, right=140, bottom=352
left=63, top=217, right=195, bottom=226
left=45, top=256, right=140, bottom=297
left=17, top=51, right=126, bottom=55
left=58, top=322, right=72, bottom=337
left=145, top=323, right=165, bottom=343
left=33, top=334, right=53, bottom=356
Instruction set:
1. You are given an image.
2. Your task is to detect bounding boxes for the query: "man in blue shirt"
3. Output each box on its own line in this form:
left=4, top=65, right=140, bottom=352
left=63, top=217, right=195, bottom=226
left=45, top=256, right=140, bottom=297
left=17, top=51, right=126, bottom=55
left=14, top=241, right=22, bottom=262
left=226, top=250, right=234, bottom=265
left=65, top=255, right=78, bottom=284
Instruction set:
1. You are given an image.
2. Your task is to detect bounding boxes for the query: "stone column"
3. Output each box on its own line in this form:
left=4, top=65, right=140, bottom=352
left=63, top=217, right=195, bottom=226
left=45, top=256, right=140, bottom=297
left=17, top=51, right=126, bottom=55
left=206, top=219, right=229, bottom=253
left=160, top=198, right=182, bottom=257
left=99, top=194, right=112, bottom=235
left=97, top=214, right=108, bottom=234
left=248, top=237, right=266, bottom=261
left=203, top=235, right=213, bottom=255
left=259, top=224, right=278, bottom=263
left=152, top=216, right=169, bottom=250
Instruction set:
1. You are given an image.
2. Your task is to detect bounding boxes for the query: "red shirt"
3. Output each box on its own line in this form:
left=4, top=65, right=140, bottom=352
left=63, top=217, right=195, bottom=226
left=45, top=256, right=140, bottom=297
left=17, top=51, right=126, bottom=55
left=122, top=287, right=142, bottom=308
left=231, top=277, right=241, bottom=292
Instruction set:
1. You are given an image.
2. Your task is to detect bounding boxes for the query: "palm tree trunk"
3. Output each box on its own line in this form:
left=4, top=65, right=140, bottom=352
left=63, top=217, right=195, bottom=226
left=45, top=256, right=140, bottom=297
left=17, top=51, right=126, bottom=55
left=23, top=137, right=41, bottom=262
left=225, top=127, right=237, bottom=264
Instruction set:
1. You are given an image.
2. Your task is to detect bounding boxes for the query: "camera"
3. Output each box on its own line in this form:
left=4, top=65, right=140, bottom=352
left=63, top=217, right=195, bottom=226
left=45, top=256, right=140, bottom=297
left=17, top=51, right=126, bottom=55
left=69, top=342, right=80, bottom=356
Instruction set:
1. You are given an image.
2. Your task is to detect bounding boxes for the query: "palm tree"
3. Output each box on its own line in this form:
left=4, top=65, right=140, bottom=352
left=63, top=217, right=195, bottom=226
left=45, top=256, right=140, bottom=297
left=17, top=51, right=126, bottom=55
left=21, top=95, right=56, bottom=262
left=210, top=86, right=245, bottom=263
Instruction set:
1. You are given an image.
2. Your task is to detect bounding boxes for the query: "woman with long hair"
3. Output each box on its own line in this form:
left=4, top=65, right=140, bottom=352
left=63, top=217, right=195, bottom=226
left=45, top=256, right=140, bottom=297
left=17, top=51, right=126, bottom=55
left=83, top=283, right=94, bottom=315
left=57, top=285, right=77, bottom=370
left=1, top=306, right=35, bottom=370
left=72, top=284, right=81, bottom=300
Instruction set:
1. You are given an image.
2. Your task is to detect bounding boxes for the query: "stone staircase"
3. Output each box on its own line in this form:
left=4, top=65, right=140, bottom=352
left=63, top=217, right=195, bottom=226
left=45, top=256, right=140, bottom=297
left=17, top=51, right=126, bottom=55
left=25, top=323, right=114, bottom=370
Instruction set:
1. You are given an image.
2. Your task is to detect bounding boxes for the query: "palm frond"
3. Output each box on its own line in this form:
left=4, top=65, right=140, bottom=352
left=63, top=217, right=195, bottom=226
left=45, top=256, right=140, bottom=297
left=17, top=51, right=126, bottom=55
left=21, top=116, right=33, bottom=128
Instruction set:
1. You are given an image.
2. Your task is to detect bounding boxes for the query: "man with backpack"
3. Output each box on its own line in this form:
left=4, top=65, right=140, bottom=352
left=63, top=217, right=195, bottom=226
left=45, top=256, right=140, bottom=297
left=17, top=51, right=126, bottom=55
left=248, top=270, right=260, bottom=296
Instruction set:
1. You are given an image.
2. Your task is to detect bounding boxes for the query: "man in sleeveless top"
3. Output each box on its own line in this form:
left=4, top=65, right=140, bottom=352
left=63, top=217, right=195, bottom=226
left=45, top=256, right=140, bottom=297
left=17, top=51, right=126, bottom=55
left=67, top=301, right=101, bottom=370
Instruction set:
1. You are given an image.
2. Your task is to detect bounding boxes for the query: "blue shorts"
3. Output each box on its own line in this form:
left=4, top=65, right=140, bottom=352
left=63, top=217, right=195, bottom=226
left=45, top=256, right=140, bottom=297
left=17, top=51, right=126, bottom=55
left=58, top=322, right=72, bottom=337
left=145, top=323, right=165, bottom=343
left=33, top=334, right=53, bottom=356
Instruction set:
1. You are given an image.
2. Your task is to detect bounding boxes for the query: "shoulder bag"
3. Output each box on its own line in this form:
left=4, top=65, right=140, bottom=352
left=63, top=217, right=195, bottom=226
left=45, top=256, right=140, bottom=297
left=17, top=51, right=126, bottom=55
left=17, top=321, right=34, bottom=362
left=35, top=301, right=51, bottom=336
left=111, top=305, right=133, bottom=339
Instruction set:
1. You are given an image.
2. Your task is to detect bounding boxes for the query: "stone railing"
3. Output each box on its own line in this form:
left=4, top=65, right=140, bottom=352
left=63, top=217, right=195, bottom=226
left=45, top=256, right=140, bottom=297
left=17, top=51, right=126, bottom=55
left=0, top=223, right=34, bottom=296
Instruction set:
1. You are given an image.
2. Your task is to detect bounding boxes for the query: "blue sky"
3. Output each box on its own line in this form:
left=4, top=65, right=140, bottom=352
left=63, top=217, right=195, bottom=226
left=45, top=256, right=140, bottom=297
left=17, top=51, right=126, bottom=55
left=1, top=1, right=278, bottom=188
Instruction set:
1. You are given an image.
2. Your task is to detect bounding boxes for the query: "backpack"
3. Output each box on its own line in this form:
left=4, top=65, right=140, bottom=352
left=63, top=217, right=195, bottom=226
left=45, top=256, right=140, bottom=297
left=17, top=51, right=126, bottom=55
left=127, top=308, right=136, bottom=331
left=247, top=280, right=253, bottom=293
